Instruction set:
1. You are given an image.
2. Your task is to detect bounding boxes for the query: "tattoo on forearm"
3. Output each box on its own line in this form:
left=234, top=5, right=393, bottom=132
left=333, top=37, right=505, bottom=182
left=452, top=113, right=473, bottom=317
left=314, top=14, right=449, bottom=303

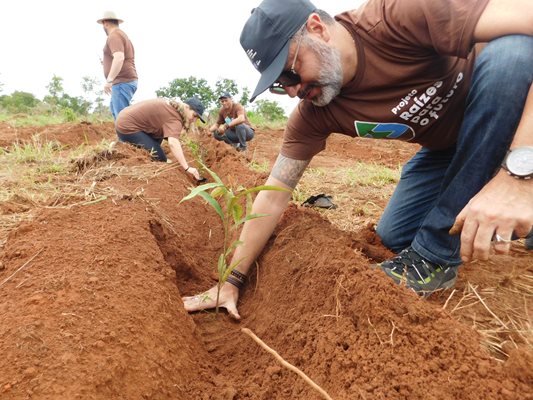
left=271, top=154, right=310, bottom=189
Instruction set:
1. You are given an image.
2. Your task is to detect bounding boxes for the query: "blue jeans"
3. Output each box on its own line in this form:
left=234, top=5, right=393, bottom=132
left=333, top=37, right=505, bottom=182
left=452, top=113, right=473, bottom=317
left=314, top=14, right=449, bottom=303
left=214, top=124, right=254, bottom=147
left=116, top=131, right=166, bottom=162
left=377, top=35, right=533, bottom=266
left=110, top=81, right=138, bottom=120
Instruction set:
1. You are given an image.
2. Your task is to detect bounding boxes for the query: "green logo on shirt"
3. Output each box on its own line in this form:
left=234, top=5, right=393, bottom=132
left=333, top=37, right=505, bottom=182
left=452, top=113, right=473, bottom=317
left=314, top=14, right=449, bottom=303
left=355, top=121, right=415, bottom=141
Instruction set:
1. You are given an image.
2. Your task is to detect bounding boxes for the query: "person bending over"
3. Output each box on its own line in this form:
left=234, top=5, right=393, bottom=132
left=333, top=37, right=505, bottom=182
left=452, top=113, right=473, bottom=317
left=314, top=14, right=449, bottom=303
left=116, top=97, right=205, bottom=180
left=184, top=0, right=533, bottom=318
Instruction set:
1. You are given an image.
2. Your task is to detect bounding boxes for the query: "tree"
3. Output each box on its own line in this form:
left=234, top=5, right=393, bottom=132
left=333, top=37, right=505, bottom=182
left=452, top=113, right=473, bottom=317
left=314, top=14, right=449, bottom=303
left=253, top=99, right=286, bottom=121
left=44, top=75, right=65, bottom=106
left=214, top=78, right=239, bottom=100
left=0, top=91, right=40, bottom=113
left=81, top=76, right=103, bottom=116
left=239, top=87, right=250, bottom=107
left=156, top=76, right=215, bottom=109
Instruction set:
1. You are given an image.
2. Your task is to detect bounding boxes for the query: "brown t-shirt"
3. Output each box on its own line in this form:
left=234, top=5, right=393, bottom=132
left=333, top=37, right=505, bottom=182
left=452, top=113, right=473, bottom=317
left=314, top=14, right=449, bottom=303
left=217, top=102, right=252, bottom=127
left=281, top=0, right=490, bottom=160
left=115, top=99, right=183, bottom=139
left=103, top=29, right=138, bottom=84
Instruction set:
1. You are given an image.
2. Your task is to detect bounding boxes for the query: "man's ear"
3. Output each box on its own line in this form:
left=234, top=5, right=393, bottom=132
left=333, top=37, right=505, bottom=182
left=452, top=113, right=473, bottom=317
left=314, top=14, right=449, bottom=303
left=305, top=13, right=331, bottom=42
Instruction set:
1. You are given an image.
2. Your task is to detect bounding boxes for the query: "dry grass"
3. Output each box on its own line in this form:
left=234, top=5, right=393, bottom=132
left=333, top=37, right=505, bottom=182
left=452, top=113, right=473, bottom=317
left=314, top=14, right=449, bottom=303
left=446, top=277, right=532, bottom=359
left=0, top=140, right=186, bottom=251
left=293, top=164, right=399, bottom=232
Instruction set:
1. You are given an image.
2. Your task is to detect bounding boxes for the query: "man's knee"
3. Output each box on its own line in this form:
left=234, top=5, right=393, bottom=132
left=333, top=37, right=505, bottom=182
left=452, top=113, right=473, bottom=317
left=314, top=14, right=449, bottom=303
left=376, top=222, right=406, bottom=253
left=235, top=124, right=253, bottom=141
left=479, top=35, right=533, bottom=80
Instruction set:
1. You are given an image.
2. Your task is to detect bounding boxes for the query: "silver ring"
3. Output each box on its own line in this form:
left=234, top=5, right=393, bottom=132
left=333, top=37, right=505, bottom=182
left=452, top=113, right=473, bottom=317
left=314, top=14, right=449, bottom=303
left=493, top=233, right=512, bottom=244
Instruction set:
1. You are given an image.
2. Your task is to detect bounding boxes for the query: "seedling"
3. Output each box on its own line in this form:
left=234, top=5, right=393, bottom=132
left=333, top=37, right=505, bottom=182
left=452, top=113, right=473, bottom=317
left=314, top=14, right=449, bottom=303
left=180, top=163, right=288, bottom=314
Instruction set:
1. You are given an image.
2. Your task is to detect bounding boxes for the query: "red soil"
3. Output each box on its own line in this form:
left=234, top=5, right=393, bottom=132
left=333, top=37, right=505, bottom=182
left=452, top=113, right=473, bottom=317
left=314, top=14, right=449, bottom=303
left=0, top=122, right=531, bottom=399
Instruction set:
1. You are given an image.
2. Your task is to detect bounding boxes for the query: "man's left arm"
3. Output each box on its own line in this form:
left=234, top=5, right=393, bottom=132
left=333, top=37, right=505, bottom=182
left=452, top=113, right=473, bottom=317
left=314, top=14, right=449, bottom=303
left=227, top=106, right=247, bottom=128
left=451, top=0, right=533, bottom=261
left=103, top=52, right=125, bottom=94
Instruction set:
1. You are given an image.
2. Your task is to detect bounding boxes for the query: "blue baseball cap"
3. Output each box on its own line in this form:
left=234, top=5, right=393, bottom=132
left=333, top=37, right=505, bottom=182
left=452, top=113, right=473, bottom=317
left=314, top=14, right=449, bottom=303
left=184, top=97, right=206, bottom=123
left=240, top=0, right=316, bottom=102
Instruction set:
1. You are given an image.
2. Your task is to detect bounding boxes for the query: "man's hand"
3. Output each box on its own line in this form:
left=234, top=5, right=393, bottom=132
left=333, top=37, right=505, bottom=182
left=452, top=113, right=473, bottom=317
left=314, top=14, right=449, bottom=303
left=104, top=82, right=112, bottom=95
left=218, top=124, right=227, bottom=134
left=450, top=171, right=533, bottom=262
left=182, top=283, right=241, bottom=320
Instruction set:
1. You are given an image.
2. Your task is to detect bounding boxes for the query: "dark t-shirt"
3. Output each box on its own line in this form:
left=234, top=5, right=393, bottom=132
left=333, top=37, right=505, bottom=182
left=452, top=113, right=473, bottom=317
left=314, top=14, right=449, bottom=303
left=115, top=99, right=183, bottom=139
left=103, top=29, right=138, bottom=84
left=281, top=0, right=490, bottom=160
left=217, top=102, right=251, bottom=127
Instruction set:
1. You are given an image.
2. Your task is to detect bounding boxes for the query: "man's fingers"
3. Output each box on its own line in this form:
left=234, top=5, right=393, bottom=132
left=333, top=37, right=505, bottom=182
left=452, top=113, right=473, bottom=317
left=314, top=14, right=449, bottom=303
left=182, top=285, right=241, bottom=319
left=182, top=293, right=217, bottom=313
left=459, top=219, right=478, bottom=263
left=225, top=303, right=241, bottom=320
left=471, top=225, right=496, bottom=261
left=491, top=229, right=513, bottom=255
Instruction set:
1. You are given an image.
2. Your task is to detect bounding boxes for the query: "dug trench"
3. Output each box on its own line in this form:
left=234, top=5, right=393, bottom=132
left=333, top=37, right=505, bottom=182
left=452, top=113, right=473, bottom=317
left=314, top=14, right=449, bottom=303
left=0, top=123, right=531, bottom=399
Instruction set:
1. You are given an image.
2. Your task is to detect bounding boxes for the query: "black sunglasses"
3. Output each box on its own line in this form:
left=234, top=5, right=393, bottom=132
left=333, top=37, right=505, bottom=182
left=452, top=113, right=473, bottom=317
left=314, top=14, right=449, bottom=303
left=269, top=26, right=305, bottom=95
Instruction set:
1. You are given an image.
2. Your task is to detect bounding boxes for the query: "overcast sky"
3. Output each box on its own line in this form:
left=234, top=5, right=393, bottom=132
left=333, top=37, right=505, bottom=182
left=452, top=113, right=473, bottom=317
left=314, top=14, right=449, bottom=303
left=0, top=0, right=365, bottom=113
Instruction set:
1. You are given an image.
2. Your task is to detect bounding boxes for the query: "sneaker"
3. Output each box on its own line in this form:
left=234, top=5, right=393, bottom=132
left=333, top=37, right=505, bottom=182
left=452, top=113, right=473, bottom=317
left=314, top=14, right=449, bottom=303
left=373, top=246, right=458, bottom=297
left=526, top=232, right=533, bottom=250
left=236, top=144, right=247, bottom=152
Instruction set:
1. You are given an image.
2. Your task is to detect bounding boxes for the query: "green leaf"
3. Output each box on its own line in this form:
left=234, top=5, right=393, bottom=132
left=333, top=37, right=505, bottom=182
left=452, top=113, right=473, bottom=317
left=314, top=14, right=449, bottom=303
left=235, top=213, right=270, bottom=226
left=196, top=191, right=225, bottom=222
left=224, top=240, right=243, bottom=257
left=217, top=253, right=226, bottom=278
left=246, top=192, right=253, bottom=216
left=222, top=258, right=245, bottom=281
left=179, top=182, right=222, bottom=202
left=200, top=163, right=224, bottom=185
left=232, top=203, right=243, bottom=225
left=237, top=185, right=290, bottom=198
left=211, top=186, right=227, bottom=199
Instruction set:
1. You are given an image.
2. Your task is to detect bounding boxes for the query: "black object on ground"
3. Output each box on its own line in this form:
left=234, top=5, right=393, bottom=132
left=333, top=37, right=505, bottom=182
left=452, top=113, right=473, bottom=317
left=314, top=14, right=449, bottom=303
left=302, top=194, right=337, bottom=209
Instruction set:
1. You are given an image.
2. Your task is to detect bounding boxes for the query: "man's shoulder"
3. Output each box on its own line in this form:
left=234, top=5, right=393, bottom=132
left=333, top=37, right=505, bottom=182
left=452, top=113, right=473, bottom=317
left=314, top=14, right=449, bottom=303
left=109, top=29, right=130, bottom=41
left=232, top=102, right=245, bottom=112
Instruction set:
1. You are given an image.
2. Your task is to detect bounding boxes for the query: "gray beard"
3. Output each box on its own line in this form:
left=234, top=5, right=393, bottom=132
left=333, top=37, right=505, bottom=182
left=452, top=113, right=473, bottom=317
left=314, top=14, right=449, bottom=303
left=304, top=37, right=343, bottom=107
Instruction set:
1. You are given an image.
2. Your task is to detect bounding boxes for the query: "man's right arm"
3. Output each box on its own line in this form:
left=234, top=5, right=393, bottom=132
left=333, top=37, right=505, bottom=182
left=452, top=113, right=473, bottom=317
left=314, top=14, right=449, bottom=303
left=229, top=154, right=311, bottom=275
left=182, top=154, right=311, bottom=318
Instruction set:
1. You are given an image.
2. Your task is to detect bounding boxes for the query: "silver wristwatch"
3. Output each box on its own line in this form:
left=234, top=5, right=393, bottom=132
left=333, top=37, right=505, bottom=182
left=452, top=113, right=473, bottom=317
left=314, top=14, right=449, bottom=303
left=501, top=146, right=533, bottom=179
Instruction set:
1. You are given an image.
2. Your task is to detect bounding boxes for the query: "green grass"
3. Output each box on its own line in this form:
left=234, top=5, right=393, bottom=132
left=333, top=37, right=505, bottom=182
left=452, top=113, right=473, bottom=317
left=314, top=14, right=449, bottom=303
left=247, top=113, right=287, bottom=130
left=248, top=159, right=270, bottom=173
left=0, top=113, right=66, bottom=127
left=0, top=112, right=113, bottom=127
left=7, top=136, right=63, bottom=164
left=338, top=163, right=401, bottom=187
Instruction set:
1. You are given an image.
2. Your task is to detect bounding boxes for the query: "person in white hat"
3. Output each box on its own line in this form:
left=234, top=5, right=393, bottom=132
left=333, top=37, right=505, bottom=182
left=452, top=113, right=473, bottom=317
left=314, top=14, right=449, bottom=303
left=97, top=11, right=138, bottom=121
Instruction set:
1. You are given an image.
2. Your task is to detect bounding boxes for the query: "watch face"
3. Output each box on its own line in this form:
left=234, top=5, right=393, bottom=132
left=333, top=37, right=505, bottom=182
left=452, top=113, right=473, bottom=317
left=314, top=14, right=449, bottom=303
left=507, top=147, right=533, bottom=176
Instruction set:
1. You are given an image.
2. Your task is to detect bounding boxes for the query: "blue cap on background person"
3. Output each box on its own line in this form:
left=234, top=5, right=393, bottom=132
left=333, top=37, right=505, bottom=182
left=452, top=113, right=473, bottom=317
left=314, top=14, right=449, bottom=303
left=218, top=92, right=232, bottom=100
left=240, top=0, right=316, bottom=102
left=184, top=98, right=206, bottom=123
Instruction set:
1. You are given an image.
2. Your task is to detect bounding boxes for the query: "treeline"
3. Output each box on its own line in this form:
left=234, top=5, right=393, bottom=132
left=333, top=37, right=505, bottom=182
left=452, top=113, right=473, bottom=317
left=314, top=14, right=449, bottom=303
left=0, top=75, right=107, bottom=121
left=0, top=75, right=287, bottom=125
